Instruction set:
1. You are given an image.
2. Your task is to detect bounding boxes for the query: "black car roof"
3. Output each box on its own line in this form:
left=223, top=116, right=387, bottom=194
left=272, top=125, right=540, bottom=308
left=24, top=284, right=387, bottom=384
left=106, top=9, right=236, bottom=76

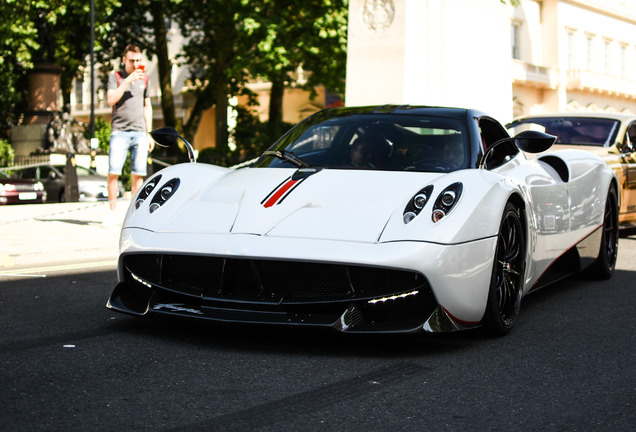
left=321, top=105, right=486, bottom=120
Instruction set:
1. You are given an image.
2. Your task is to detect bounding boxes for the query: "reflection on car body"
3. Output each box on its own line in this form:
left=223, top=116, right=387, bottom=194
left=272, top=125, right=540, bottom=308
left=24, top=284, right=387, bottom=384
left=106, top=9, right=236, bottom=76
left=508, top=113, right=636, bottom=227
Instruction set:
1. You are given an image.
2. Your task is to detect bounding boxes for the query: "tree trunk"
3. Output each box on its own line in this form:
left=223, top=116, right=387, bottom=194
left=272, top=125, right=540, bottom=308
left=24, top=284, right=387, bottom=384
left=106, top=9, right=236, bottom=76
left=150, top=1, right=177, bottom=128
left=182, top=92, right=208, bottom=145
left=268, top=77, right=285, bottom=127
left=214, top=80, right=229, bottom=154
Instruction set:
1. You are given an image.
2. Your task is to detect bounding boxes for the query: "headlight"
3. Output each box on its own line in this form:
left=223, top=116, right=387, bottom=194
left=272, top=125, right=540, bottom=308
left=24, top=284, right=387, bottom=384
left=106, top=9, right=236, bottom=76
left=160, top=184, right=173, bottom=201
left=440, top=190, right=456, bottom=207
left=431, top=182, right=462, bottom=222
left=413, top=193, right=429, bottom=210
left=33, top=182, right=44, bottom=191
left=403, top=211, right=417, bottom=224
left=403, top=185, right=434, bottom=224
left=148, top=178, right=180, bottom=213
left=135, top=174, right=162, bottom=209
left=432, top=209, right=446, bottom=223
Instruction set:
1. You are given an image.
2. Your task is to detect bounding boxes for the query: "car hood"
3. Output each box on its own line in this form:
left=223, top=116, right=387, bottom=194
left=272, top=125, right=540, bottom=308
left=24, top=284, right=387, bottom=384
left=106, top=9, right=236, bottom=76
left=0, top=177, right=40, bottom=185
left=132, top=167, right=444, bottom=243
left=550, top=144, right=614, bottom=157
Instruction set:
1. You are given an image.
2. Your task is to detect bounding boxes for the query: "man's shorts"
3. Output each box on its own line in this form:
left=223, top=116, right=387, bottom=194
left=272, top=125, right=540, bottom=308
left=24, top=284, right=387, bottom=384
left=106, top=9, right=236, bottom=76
left=108, top=131, right=148, bottom=176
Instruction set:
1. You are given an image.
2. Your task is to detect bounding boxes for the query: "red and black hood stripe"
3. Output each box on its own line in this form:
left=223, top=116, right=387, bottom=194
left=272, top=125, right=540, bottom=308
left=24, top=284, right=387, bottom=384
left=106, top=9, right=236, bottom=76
left=261, top=176, right=306, bottom=208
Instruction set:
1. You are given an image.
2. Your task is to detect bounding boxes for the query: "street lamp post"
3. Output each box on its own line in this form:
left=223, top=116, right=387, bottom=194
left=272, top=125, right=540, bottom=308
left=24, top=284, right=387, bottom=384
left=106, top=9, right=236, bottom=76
left=89, top=0, right=98, bottom=169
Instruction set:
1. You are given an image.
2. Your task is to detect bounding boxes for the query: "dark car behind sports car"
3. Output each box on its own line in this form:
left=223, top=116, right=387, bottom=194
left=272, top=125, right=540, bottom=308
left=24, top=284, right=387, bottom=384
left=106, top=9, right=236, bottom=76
left=11, top=163, right=124, bottom=202
left=0, top=171, right=47, bottom=205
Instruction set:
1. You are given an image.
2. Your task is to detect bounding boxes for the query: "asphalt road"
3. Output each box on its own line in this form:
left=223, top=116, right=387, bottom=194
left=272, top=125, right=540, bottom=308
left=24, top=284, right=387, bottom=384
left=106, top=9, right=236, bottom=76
left=1, top=233, right=635, bottom=431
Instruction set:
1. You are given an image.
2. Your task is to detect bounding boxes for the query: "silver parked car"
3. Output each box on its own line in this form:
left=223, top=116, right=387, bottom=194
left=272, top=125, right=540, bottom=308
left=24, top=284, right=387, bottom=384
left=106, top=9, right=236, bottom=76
left=14, top=164, right=124, bottom=202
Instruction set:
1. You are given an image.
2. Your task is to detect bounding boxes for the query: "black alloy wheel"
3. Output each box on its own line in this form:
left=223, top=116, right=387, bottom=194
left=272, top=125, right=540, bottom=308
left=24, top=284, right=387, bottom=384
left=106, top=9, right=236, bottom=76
left=589, top=184, right=619, bottom=279
left=484, top=203, right=525, bottom=336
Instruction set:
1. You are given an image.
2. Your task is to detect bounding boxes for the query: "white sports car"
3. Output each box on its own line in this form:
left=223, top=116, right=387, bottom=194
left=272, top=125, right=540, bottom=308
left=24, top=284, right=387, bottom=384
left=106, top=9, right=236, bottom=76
left=107, top=106, right=619, bottom=335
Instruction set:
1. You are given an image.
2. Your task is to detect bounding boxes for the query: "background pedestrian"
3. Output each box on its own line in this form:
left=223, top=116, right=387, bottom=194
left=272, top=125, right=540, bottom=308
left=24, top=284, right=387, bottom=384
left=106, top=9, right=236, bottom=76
left=103, top=44, right=153, bottom=227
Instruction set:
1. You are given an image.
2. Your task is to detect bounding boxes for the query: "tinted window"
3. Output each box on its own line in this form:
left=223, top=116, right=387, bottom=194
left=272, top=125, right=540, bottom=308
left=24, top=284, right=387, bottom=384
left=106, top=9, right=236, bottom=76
left=509, top=117, right=619, bottom=147
left=255, top=113, right=468, bottom=173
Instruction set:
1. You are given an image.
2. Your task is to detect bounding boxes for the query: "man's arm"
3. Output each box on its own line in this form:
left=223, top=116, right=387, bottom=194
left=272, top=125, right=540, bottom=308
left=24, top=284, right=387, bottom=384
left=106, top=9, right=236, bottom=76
left=106, top=69, right=144, bottom=107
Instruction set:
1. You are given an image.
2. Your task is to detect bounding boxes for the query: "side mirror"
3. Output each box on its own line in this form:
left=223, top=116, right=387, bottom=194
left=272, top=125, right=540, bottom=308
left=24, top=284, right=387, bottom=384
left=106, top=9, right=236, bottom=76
left=479, top=130, right=556, bottom=169
left=512, top=130, right=556, bottom=153
left=149, top=127, right=197, bottom=163
left=618, top=137, right=635, bottom=154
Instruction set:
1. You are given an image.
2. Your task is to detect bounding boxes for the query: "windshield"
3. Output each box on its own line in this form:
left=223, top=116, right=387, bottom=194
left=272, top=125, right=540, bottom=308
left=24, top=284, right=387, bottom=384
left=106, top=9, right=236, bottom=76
left=254, top=113, right=469, bottom=173
left=508, top=117, right=619, bottom=147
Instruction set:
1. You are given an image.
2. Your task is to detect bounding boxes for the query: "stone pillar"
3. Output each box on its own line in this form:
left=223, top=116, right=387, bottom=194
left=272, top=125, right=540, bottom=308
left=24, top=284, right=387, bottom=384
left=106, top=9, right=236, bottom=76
left=11, top=63, right=64, bottom=156
left=24, top=63, right=64, bottom=124
left=345, top=0, right=514, bottom=122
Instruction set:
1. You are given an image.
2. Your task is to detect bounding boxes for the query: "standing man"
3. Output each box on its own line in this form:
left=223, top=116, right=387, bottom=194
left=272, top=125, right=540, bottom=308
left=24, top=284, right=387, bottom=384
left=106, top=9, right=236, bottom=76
left=103, top=44, right=153, bottom=227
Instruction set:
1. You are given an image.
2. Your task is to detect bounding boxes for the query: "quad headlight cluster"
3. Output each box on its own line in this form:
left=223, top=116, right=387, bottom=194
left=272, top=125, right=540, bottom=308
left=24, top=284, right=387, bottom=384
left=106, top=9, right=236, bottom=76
left=403, top=182, right=463, bottom=224
left=134, top=174, right=181, bottom=213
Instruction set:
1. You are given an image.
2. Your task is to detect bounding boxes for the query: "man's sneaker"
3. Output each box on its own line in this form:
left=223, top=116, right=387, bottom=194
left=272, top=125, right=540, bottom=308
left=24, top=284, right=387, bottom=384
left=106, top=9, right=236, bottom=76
left=101, top=211, right=118, bottom=228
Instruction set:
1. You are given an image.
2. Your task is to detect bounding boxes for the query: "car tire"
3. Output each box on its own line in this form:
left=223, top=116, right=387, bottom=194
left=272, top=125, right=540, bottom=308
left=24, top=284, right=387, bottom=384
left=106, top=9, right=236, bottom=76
left=483, top=202, right=525, bottom=336
left=588, top=184, right=618, bottom=280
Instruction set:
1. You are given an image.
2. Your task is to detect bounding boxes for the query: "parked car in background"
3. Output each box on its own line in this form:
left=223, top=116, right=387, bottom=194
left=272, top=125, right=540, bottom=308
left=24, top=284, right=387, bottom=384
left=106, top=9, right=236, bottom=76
left=12, top=164, right=124, bottom=202
left=508, top=113, right=636, bottom=227
left=0, top=171, right=47, bottom=204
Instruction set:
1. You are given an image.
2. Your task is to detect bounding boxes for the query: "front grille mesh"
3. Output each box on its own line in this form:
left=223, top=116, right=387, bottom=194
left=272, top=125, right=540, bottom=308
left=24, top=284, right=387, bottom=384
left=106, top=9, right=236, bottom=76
left=123, top=254, right=427, bottom=304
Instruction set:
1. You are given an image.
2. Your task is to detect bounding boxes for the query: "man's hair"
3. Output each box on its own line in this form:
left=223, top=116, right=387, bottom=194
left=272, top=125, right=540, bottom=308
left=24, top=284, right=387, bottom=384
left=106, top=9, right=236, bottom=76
left=123, top=44, right=141, bottom=56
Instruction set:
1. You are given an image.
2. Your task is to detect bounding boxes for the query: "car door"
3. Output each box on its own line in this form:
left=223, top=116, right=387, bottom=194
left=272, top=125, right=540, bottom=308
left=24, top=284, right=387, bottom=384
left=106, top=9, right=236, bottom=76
left=39, top=165, right=65, bottom=202
left=620, top=122, right=636, bottom=220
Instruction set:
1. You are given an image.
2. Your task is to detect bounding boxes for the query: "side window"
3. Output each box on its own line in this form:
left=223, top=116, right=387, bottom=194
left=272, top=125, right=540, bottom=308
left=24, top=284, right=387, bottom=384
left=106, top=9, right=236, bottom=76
left=40, top=166, right=53, bottom=179
left=16, top=167, right=37, bottom=179
left=479, top=117, right=517, bottom=169
left=479, top=117, right=509, bottom=149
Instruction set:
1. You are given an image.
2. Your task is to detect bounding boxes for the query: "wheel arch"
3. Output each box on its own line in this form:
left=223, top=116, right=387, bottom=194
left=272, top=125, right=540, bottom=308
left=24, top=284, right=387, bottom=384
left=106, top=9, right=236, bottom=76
left=507, top=191, right=528, bottom=247
left=610, top=176, right=620, bottom=208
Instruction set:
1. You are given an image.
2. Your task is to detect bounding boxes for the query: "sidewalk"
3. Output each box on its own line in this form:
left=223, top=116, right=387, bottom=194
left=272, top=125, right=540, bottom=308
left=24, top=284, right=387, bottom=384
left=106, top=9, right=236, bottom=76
left=0, top=197, right=131, bottom=273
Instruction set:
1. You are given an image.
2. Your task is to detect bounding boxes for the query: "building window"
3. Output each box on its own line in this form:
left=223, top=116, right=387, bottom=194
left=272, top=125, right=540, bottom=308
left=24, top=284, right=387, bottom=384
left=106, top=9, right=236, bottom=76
left=603, top=38, right=612, bottom=74
left=74, top=79, right=84, bottom=106
left=585, top=33, right=595, bottom=71
left=619, top=44, right=628, bottom=78
left=511, top=22, right=521, bottom=60
left=567, top=29, right=577, bottom=70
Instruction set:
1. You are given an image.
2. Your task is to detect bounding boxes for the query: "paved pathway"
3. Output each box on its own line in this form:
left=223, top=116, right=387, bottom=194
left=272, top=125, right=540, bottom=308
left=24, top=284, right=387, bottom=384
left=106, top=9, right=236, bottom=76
left=0, top=198, right=130, bottom=274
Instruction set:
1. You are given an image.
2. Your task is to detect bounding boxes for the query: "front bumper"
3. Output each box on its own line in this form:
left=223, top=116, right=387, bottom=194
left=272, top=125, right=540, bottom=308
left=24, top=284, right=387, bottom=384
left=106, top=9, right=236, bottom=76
left=108, top=254, right=447, bottom=333
left=108, top=229, right=497, bottom=332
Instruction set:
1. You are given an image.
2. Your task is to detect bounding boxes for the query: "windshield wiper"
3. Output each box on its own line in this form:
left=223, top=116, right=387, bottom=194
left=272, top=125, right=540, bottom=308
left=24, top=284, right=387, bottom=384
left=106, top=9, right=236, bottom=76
left=262, top=150, right=312, bottom=168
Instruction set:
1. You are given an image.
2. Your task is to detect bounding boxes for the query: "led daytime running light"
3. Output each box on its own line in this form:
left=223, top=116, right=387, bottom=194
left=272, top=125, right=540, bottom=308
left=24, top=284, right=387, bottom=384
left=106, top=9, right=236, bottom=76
left=368, top=290, right=419, bottom=304
left=131, top=272, right=152, bottom=288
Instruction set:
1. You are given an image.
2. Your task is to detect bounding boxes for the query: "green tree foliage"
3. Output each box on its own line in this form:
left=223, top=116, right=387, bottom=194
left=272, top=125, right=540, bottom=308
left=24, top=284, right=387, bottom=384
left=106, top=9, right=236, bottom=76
left=174, top=0, right=261, bottom=150
left=1, top=0, right=348, bottom=166
left=0, top=1, right=38, bottom=137
left=0, top=0, right=117, bottom=138
left=174, top=0, right=348, bottom=160
left=253, top=1, right=348, bottom=127
left=0, top=139, right=16, bottom=167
